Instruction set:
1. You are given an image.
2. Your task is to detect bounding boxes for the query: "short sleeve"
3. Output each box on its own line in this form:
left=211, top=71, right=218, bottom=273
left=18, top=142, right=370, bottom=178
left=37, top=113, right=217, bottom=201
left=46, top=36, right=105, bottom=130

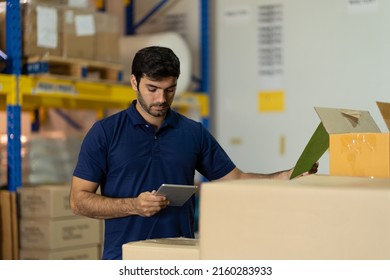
left=196, top=125, right=236, bottom=180
left=73, top=122, right=108, bottom=183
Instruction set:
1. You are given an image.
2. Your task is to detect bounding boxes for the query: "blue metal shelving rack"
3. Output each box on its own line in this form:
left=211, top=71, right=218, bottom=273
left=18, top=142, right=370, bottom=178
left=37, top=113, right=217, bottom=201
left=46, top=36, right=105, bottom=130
left=5, top=0, right=22, bottom=192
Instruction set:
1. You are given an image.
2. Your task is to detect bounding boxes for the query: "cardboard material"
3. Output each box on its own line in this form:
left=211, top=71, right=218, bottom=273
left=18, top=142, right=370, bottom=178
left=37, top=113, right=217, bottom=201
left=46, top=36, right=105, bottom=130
left=0, top=3, right=99, bottom=59
left=22, top=3, right=63, bottom=57
left=199, top=175, right=390, bottom=260
left=94, top=12, right=119, bottom=63
left=292, top=104, right=390, bottom=178
left=330, top=133, right=390, bottom=177
left=0, top=190, right=12, bottom=260
left=19, top=216, right=100, bottom=249
left=0, top=190, right=18, bottom=260
left=18, top=185, right=72, bottom=218
left=122, top=238, right=199, bottom=260
left=377, top=101, right=390, bottom=131
left=20, top=245, right=101, bottom=260
left=10, top=191, right=18, bottom=260
left=62, top=8, right=96, bottom=60
left=0, top=5, right=5, bottom=54
left=315, top=107, right=380, bottom=134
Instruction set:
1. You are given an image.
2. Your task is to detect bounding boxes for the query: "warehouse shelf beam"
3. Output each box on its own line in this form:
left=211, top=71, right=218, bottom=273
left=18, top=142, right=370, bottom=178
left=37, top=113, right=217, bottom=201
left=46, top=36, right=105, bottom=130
left=0, top=75, right=135, bottom=109
left=0, top=75, right=208, bottom=116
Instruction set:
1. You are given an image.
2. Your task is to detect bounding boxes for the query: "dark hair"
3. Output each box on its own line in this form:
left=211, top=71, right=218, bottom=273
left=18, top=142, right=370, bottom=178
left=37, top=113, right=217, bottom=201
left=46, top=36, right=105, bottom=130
left=131, top=46, right=180, bottom=87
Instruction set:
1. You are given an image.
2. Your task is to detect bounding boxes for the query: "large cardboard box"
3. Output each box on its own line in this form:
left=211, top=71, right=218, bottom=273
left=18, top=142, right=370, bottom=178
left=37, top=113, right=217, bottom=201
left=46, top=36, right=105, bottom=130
left=19, top=216, right=100, bottom=249
left=22, top=3, right=63, bottom=57
left=199, top=175, right=390, bottom=260
left=0, top=2, right=63, bottom=57
left=122, top=238, right=199, bottom=260
left=94, top=12, right=119, bottom=63
left=20, top=244, right=101, bottom=260
left=18, top=185, right=72, bottom=218
left=291, top=102, right=390, bottom=178
left=62, top=7, right=96, bottom=60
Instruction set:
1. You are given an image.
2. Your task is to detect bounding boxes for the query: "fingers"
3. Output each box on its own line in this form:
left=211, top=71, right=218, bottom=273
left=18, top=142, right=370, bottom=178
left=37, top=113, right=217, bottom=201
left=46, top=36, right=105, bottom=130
left=135, top=191, right=170, bottom=217
left=292, top=162, right=319, bottom=179
left=309, top=162, right=319, bottom=174
left=302, top=162, right=319, bottom=177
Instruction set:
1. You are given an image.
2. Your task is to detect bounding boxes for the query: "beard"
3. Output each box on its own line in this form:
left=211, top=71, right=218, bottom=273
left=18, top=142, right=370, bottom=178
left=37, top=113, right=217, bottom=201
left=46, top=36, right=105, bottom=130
left=137, top=91, right=169, bottom=118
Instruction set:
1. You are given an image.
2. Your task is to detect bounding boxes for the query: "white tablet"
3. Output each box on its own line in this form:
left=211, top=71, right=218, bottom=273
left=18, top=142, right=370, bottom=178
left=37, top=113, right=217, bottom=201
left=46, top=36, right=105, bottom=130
left=156, top=184, right=199, bottom=207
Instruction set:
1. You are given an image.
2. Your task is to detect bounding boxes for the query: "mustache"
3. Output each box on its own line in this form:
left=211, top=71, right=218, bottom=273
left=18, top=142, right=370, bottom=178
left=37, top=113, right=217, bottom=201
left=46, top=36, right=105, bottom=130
left=151, top=102, right=168, bottom=107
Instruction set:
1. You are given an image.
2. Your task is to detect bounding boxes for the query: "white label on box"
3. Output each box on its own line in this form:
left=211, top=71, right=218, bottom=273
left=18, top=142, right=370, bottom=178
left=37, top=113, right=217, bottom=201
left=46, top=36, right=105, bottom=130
left=75, top=15, right=96, bottom=36
left=36, top=6, right=58, bottom=49
left=68, top=0, right=90, bottom=8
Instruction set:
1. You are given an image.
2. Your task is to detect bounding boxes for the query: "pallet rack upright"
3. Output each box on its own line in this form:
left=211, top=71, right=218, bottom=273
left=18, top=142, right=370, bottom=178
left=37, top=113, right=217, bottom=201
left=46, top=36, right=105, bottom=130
left=5, top=0, right=22, bottom=192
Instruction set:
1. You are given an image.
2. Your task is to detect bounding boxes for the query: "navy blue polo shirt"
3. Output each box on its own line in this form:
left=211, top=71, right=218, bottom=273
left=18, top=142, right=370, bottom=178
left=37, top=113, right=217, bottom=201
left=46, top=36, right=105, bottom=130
left=73, top=100, right=235, bottom=259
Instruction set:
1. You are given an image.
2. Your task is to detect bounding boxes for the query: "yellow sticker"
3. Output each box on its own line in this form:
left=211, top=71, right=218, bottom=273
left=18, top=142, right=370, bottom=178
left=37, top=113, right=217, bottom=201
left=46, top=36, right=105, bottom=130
left=96, top=0, right=105, bottom=9
left=258, top=91, right=285, bottom=112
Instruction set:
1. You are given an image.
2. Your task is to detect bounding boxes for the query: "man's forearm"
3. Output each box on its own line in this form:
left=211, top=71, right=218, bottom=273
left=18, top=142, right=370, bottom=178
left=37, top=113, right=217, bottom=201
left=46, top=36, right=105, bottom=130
left=241, top=169, right=291, bottom=180
left=71, top=191, right=138, bottom=219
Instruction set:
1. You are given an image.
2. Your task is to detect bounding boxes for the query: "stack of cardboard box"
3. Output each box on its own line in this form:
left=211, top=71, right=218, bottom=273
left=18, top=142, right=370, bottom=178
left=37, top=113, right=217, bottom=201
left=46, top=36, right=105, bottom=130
left=18, top=184, right=102, bottom=260
left=0, top=0, right=120, bottom=63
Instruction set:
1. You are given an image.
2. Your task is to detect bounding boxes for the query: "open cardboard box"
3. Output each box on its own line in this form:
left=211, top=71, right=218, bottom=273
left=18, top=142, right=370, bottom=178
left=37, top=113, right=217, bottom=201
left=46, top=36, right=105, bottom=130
left=291, top=101, right=390, bottom=179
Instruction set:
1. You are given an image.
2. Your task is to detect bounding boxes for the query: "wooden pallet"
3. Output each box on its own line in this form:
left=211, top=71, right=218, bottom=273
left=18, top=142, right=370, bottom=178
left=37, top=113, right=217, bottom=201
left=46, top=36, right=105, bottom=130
left=25, top=55, right=123, bottom=82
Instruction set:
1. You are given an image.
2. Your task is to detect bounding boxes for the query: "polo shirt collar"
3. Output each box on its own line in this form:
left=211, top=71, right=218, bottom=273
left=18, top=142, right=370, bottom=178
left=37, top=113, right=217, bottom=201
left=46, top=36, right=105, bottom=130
left=126, top=100, right=178, bottom=128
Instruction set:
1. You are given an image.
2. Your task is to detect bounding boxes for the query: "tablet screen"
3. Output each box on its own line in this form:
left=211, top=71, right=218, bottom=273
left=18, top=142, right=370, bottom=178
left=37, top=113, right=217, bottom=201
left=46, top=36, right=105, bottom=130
left=156, top=184, right=199, bottom=207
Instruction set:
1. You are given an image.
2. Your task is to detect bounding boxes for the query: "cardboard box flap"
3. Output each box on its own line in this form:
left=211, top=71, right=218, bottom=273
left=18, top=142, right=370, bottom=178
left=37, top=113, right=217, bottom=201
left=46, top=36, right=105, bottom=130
left=376, top=101, right=390, bottom=131
left=290, top=123, right=329, bottom=179
left=314, top=107, right=380, bottom=134
left=290, top=106, right=381, bottom=179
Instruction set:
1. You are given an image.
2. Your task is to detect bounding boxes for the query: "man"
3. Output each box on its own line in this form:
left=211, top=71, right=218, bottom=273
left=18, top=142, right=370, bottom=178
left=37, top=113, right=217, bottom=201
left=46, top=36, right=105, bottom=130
left=70, top=46, right=317, bottom=260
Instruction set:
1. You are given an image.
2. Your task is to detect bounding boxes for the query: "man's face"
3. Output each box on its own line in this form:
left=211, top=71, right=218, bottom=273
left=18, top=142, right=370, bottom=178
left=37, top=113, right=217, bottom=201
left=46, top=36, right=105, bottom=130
left=130, top=75, right=177, bottom=118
